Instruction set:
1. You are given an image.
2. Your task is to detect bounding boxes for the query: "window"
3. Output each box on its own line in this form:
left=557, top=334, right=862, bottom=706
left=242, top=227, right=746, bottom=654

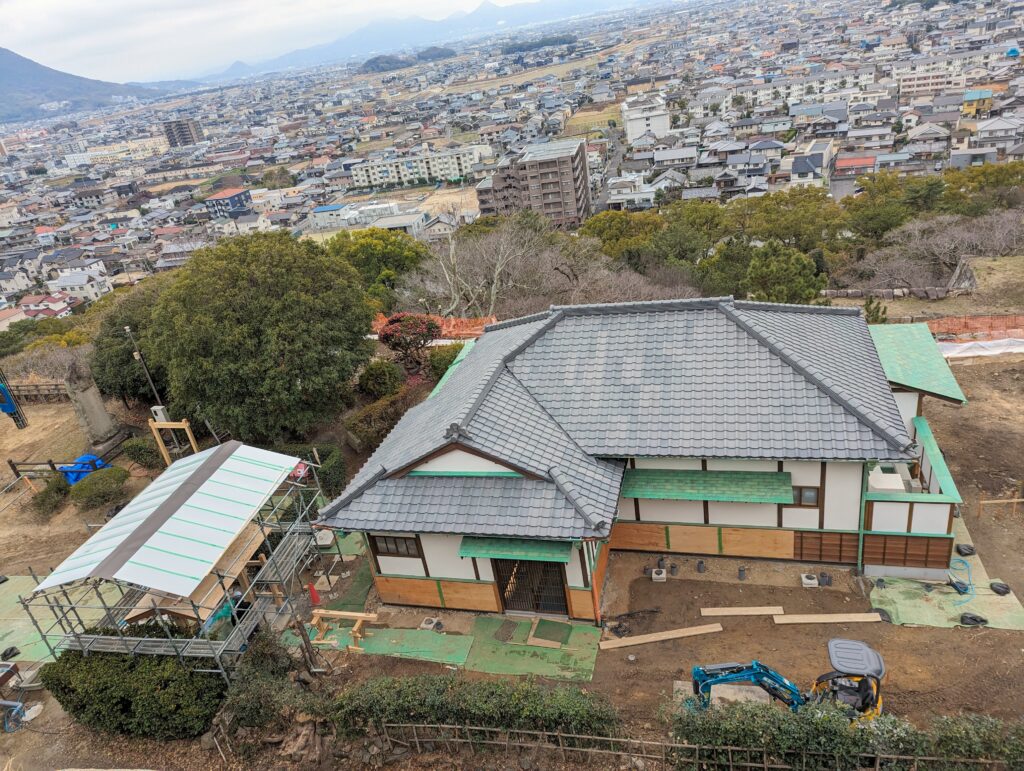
left=793, top=486, right=820, bottom=507
left=373, top=535, right=420, bottom=558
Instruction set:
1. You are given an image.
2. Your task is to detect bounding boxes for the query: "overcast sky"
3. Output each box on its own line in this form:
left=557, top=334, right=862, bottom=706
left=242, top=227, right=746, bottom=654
left=1, top=0, right=526, bottom=82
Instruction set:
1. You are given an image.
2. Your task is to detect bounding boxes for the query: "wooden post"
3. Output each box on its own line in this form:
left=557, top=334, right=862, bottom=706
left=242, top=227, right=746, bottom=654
left=181, top=419, right=200, bottom=455
left=149, top=419, right=172, bottom=467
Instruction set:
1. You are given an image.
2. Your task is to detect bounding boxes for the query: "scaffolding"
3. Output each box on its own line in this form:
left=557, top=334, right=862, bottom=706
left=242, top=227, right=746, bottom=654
left=19, top=467, right=329, bottom=682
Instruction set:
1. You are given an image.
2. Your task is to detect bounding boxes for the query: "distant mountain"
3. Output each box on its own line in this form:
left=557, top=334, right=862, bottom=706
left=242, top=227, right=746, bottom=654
left=206, top=0, right=659, bottom=79
left=0, top=47, right=155, bottom=123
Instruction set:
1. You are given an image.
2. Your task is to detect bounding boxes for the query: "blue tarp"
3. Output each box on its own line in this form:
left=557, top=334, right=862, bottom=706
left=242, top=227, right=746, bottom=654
left=58, top=454, right=111, bottom=485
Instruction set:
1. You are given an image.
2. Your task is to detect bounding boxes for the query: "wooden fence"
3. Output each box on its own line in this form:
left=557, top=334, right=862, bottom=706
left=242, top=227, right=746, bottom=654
left=8, top=382, right=69, bottom=403
left=378, top=723, right=1006, bottom=770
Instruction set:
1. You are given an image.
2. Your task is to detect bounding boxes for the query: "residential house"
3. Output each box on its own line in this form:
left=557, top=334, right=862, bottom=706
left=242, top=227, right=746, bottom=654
left=203, top=188, right=253, bottom=219
left=320, top=300, right=966, bottom=623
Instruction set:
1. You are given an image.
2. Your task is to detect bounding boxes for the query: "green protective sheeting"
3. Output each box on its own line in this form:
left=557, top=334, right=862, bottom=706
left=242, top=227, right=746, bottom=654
left=319, top=531, right=366, bottom=555
left=620, top=468, right=794, bottom=504
left=459, top=536, right=573, bottom=563
left=284, top=625, right=474, bottom=666
left=533, top=618, right=573, bottom=645
left=868, top=323, right=967, bottom=404
left=0, top=576, right=120, bottom=664
left=870, top=577, right=1024, bottom=630
left=465, top=617, right=600, bottom=681
left=429, top=340, right=475, bottom=398
left=325, top=561, right=374, bottom=612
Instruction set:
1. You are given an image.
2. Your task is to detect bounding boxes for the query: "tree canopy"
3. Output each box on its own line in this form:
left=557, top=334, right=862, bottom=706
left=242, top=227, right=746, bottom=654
left=742, top=241, right=827, bottom=305
left=147, top=232, right=373, bottom=442
left=326, top=228, right=431, bottom=311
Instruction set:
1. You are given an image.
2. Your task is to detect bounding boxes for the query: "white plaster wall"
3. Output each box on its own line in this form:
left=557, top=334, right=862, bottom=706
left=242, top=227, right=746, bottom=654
left=782, top=507, right=819, bottom=529
left=638, top=498, right=705, bottom=523
left=893, top=392, right=920, bottom=439
left=823, top=463, right=862, bottom=530
left=617, top=497, right=635, bottom=519
left=783, top=461, right=821, bottom=487
left=477, top=559, right=494, bottom=581
left=911, top=503, right=951, bottom=534
left=377, top=556, right=426, bottom=576
left=565, top=544, right=586, bottom=586
left=872, top=501, right=910, bottom=532
left=420, top=534, right=476, bottom=580
left=414, top=449, right=514, bottom=474
left=708, top=502, right=777, bottom=526
left=633, top=457, right=702, bottom=470
left=705, top=459, right=777, bottom=472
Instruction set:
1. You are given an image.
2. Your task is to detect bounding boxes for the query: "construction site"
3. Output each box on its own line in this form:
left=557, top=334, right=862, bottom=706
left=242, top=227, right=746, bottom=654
left=0, top=344, right=1023, bottom=769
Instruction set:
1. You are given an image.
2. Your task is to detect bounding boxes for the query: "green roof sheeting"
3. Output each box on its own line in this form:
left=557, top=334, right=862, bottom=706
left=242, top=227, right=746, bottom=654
left=621, top=468, right=794, bottom=504
left=458, top=536, right=572, bottom=563
left=869, top=324, right=967, bottom=404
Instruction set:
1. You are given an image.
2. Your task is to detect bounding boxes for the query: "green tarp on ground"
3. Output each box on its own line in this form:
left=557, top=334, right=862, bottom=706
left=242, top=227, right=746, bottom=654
left=464, top=617, right=600, bottom=681
left=621, top=468, right=794, bottom=504
left=284, top=624, right=474, bottom=666
left=870, top=577, right=1024, bottom=630
left=325, top=561, right=374, bottom=612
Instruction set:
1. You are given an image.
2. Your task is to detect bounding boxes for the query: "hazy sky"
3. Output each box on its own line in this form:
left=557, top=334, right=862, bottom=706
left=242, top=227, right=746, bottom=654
left=1, top=0, right=526, bottom=82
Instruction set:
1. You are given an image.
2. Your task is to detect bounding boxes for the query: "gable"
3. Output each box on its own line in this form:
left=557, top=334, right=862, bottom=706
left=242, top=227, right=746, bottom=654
left=408, top=448, right=520, bottom=476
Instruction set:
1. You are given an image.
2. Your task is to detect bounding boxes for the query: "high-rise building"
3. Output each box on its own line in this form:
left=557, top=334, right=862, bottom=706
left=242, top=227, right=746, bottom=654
left=163, top=118, right=203, bottom=148
left=475, top=139, right=591, bottom=229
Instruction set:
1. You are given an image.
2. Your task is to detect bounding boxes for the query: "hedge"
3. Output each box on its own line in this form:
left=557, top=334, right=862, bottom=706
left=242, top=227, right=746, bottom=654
left=358, top=358, right=405, bottom=399
left=68, top=466, right=130, bottom=509
left=120, top=436, right=164, bottom=469
left=344, top=384, right=426, bottom=451
left=32, top=474, right=70, bottom=515
left=40, top=645, right=226, bottom=739
left=428, top=342, right=465, bottom=381
left=672, top=701, right=1024, bottom=767
left=318, top=449, right=347, bottom=498
left=334, top=675, right=619, bottom=738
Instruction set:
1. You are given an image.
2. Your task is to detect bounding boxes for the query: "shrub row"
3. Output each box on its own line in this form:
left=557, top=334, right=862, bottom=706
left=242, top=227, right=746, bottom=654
left=119, top=436, right=164, bottom=469
left=68, top=466, right=130, bottom=509
left=334, top=675, right=619, bottom=738
left=40, top=646, right=226, bottom=739
left=344, top=384, right=426, bottom=451
left=358, top=358, right=405, bottom=399
left=672, top=701, right=1024, bottom=767
left=428, top=342, right=465, bottom=382
left=32, top=474, right=70, bottom=516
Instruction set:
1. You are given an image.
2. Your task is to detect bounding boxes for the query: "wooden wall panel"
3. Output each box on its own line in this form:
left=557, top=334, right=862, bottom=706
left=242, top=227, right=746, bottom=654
left=794, top=532, right=858, bottom=564
left=610, top=522, right=667, bottom=551
left=568, top=588, right=595, bottom=620
left=667, top=525, right=719, bottom=554
left=863, top=535, right=952, bottom=569
left=374, top=575, right=442, bottom=607
left=439, top=580, right=501, bottom=612
left=721, top=528, right=794, bottom=559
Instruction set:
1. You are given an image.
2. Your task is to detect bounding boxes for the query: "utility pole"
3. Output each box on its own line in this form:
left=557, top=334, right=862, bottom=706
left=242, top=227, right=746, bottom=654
left=124, top=325, right=161, bottom=406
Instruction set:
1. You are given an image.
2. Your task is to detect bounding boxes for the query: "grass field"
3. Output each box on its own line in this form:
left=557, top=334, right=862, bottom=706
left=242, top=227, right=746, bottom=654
left=562, top=102, right=622, bottom=137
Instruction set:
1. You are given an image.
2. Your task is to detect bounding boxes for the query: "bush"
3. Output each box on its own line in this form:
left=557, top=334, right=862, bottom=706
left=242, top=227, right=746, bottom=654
left=120, top=437, right=163, bottom=469
left=334, top=675, right=619, bottom=738
left=671, top=701, right=1024, bottom=766
left=378, top=312, right=441, bottom=366
left=358, top=358, right=404, bottom=399
left=68, top=466, right=130, bottom=509
left=344, top=384, right=426, bottom=450
left=318, top=449, right=347, bottom=498
left=32, top=474, right=71, bottom=515
left=427, top=342, right=464, bottom=381
left=40, top=649, right=225, bottom=739
left=223, top=633, right=305, bottom=730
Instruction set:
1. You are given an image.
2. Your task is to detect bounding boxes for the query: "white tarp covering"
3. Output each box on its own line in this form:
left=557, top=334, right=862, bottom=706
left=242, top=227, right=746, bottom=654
left=939, top=338, right=1024, bottom=359
left=36, top=443, right=299, bottom=598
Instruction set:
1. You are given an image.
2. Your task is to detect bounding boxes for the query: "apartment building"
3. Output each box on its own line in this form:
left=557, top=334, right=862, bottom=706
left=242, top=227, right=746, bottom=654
left=163, top=119, right=204, bottom=148
left=349, top=146, right=489, bottom=188
left=621, top=94, right=672, bottom=143
left=476, top=139, right=592, bottom=229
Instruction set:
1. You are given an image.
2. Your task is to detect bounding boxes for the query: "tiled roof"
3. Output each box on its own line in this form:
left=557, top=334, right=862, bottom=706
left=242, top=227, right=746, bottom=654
left=321, top=297, right=913, bottom=539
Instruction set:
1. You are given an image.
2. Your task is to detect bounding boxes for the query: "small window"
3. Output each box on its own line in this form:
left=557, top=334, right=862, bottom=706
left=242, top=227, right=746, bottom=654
left=373, top=535, right=420, bottom=558
left=794, top=486, right=820, bottom=507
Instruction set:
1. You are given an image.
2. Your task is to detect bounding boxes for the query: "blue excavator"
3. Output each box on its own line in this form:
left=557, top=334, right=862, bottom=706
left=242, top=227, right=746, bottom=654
left=691, top=639, right=885, bottom=721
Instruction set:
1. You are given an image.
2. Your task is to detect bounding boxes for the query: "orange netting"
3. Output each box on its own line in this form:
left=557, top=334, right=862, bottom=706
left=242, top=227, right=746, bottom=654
left=927, top=315, right=1024, bottom=341
left=372, top=314, right=497, bottom=340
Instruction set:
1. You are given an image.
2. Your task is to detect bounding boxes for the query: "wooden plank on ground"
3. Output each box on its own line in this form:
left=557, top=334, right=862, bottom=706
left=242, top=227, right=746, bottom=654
left=772, top=613, right=882, bottom=625
left=701, top=606, right=784, bottom=617
left=599, top=623, right=723, bottom=650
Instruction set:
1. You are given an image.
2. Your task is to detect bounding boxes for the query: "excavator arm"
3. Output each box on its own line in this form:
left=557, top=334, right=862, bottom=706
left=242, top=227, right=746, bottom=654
left=691, top=660, right=807, bottom=712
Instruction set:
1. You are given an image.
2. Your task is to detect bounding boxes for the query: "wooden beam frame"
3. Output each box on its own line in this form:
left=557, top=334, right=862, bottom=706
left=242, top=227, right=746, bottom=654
left=148, top=418, right=200, bottom=467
